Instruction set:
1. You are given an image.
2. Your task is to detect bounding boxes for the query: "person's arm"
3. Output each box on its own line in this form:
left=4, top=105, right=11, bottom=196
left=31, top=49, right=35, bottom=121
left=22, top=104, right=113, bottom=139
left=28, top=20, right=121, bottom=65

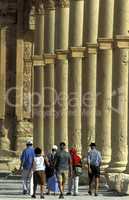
left=44, top=155, right=49, bottom=166
left=19, top=151, right=24, bottom=171
left=98, top=152, right=102, bottom=166
left=87, top=152, right=92, bottom=174
left=54, top=153, right=58, bottom=170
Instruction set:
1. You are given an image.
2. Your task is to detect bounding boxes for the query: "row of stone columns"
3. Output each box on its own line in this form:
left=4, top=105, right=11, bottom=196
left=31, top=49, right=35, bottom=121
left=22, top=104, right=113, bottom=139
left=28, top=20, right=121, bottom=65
left=33, top=0, right=129, bottom=172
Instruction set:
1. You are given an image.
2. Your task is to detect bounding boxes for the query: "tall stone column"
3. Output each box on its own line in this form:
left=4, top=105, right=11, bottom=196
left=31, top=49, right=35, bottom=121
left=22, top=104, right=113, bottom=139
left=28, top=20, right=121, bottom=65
left=33, top=1, right=44, bottom=150
left=0, top=27, right=10, bottom=150
left=96, top=0, right=114, bottom=168
left=82, top=0, right=99, bottom=153
left=15, top=0, right=25, bottom=151
left=44, top=0, right=55, bottom=151
left=108, top=0, right=129, bottom=172
left=54, top=0, right=69, bottom=145
left=68, top=0, right=84, bottom=154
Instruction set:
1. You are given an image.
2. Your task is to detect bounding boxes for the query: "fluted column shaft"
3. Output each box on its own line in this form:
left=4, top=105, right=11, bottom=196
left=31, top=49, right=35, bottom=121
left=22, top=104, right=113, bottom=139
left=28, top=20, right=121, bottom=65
left=82, top=0, right=99, bottom=152
left=96, top=0, right=114, bottom=168
left=44, top=0, right=55, bottom=151
left=33, top=3, right=44, bottom=150
left=109, top=0, right=129, bottom=172
left=0, top=27, right=10, bottom=150
left=68, top=0, right=84, bottom=154
left=55, top=0, right=69, bottom=145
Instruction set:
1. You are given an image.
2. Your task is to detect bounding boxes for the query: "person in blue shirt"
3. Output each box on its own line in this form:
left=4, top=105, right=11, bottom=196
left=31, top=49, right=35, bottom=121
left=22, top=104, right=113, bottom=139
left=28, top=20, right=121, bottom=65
left=87, top=143, right=102, bottom=196
left=19, top=140, right=35, bottom=195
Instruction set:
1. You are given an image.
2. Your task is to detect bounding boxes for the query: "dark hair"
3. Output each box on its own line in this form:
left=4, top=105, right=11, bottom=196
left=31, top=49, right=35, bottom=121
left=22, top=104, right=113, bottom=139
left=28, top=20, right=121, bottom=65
left=90, top=142, right=96, bottom=147
left=34, top=147, right=42, bottom=155
left=60, top=142, right=66, bottom=147
left=52, top=148, right=56, bottom=151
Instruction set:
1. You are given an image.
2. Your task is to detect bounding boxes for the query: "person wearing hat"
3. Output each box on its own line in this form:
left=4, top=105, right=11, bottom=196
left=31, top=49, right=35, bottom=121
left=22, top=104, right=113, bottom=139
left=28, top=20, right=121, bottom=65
left=19, top=140, right=35, bottom=195
left=87, top=142, right=102, bottom=196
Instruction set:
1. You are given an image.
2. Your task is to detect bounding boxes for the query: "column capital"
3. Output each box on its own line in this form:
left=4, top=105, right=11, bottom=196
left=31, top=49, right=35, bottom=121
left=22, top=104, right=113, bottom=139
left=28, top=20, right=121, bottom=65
left=44, top=0, right=55, bottom=10
left=55, top=49, right=69, bottom=60
left=69, top=47, right=85, bottom=58
left=98, top=38, right=114, bottom=50
left=114, top=35, right=129, bottom=49
left=86, top=43, right=98, bottom=54
left=32, top=55, right=45, bottom=66
left=33, top=0, right=44, bottom=15
left=55, top=0, right=70, bottom=8
left=44, top=53, right=56, bottom=64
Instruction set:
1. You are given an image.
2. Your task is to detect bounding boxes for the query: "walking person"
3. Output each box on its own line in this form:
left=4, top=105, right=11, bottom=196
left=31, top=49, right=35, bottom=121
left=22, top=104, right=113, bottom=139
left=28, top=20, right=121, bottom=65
left=67, top=147, right=82, bottom=196
left=87, top=142, right=102, bottom=196
left=31, top=147, right=47, bottom=199
left=46, top=145, right=59, bottom=195
left=19, top=140, right=35, bottom=195
left=54, top=142, right=72, bottom=199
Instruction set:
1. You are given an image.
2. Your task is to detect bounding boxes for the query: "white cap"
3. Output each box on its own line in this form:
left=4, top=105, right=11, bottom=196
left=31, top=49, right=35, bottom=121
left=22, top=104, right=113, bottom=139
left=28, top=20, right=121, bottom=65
left=52, top=145, right=58, bottom=150
left=26, top=140, right=33, bottom=145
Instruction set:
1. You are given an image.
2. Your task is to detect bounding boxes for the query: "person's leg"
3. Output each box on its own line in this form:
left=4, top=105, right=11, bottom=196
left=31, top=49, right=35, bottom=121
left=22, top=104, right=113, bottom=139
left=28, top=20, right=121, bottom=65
left=94, top=166, right=100, bottom=196
left=40, top=185, right=44, bottom=198
left=88, top=174, right=93, bottom=195
left=26, top=169, right=32, bottom=195
left=95, top=177, right=99, bottom=196
left=32, top=172, right=37, bottom=198
left=40, top=172, right=45, bottom=198
left=56, top=172, right=63, bottom=198
left=74, top=176, right=79, bottom=195
left=67, top=175, right=73, bottom=194
left=22, top=169, right=28, bottom=194
left=62, top=173, right=65, bottom=193
left=30, top=172, right=33, bottom=195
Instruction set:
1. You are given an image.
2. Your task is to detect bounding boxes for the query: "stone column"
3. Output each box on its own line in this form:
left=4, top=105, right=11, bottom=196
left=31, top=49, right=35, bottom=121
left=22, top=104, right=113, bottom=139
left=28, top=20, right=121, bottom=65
left=82, top=0, right=99, bottom=153
left=54, top=0, right=69, bottom=145
left=68, top=0, right=84, bottom=154
left=108, top=0, right=129, bottom=172
left=44, top=0, right=55, bottom=151
left=0, top=27, right=10, bottom=150
left=33, top=1, right=44, bottom=149
left=96, top=0, right=114, bottom=168
left=15, top=0, right=25, bottom=151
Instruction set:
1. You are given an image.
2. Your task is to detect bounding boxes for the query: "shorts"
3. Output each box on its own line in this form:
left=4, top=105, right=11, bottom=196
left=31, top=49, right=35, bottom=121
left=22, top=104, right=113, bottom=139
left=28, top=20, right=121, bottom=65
left=89, top=165, right=100, bottom=178
left=56, top=170, right=68, bottom=183
left=34, top=170, right=45, bottom=185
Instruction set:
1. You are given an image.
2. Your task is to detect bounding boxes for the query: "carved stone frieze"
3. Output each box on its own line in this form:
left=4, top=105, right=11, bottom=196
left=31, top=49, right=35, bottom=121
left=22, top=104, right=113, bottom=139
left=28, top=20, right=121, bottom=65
left=23, top=41, right=33, bottom=118
left=55, top=0, right=70, bottom=8
left=44, top=0, right=55, bottom=10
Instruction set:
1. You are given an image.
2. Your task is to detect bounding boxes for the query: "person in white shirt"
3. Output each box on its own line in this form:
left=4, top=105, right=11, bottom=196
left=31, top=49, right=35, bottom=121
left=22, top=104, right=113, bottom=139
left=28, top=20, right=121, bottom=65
left=31, top=147, right=48, bottom=199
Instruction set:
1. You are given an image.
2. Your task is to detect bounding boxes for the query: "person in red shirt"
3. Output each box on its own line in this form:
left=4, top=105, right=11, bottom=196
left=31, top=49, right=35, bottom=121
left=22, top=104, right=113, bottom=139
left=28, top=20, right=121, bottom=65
left=67, top=147, right=82, bottom=196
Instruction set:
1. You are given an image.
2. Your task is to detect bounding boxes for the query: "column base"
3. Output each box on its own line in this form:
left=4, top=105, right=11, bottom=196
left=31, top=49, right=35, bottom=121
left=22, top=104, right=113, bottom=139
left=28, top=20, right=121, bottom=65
left=106, top=161, right=127, bottom=173
left=0, top=150, right=19, bottom=171
left=0, top=136, right=10, bottom=150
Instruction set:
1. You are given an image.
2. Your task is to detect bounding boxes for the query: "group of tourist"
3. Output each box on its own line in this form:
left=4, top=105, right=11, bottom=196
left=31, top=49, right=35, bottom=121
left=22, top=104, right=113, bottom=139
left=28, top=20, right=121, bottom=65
left=19, top=140, right=102, bottom=199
